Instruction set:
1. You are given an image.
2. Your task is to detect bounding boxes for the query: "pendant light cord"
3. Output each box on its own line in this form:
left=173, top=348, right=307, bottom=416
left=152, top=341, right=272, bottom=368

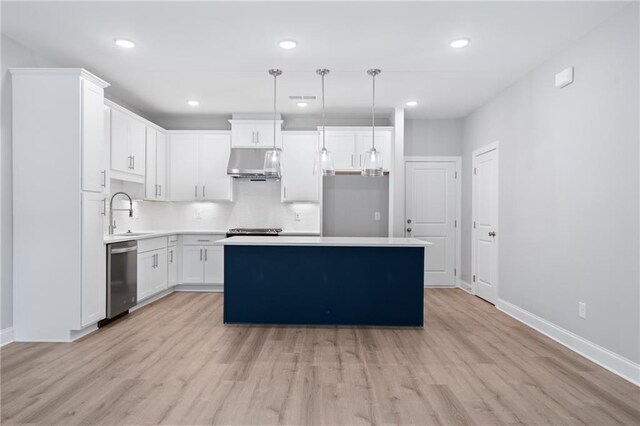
left=367, top=69, right=380, bottom=151
left=322, top=72, right=326, bottom=150
left=268, top=69, right=282, bottom=150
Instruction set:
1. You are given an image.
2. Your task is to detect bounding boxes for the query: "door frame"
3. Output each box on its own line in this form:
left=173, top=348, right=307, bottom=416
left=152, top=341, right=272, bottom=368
left=404, top=156, right=462, bottom=288
left=471, top=142, right=499, bottom=299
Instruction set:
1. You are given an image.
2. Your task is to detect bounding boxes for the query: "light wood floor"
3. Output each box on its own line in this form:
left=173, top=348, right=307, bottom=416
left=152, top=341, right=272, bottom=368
left=1, top=289, right=639, bottom=425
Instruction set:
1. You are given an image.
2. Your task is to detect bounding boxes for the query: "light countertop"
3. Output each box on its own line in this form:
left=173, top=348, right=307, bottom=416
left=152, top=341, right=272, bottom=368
left=103, top=229, right=321, bottom=244
left=215, top=236, right=431, bottom=247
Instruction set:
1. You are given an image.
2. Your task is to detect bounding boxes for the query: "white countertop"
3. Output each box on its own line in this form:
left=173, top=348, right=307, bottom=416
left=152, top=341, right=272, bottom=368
left=103, top=229, right=321, bottom=244
left=215, top=236, right=431, bottom=247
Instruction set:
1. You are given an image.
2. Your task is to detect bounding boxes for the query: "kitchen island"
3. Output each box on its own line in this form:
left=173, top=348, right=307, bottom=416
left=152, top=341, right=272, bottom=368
left=216, top=236, right=429, bottom=327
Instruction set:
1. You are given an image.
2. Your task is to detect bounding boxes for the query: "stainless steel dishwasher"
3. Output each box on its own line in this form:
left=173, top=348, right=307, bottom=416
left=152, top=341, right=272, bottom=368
left=106, top=240, right=137, bottom=320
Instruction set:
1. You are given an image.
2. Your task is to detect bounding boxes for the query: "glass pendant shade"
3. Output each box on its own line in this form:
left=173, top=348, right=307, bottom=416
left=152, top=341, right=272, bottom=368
left=263, top=148, right=282, bottom=178
left=314, top=147, right=335, bottom=176
left=362, top=147, right=383, bottom=176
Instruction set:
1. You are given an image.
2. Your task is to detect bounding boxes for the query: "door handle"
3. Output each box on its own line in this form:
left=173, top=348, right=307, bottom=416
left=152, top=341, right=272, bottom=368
left=406, top=228, right=412, bottom=233
left=489, top=231, right=496, bottom=237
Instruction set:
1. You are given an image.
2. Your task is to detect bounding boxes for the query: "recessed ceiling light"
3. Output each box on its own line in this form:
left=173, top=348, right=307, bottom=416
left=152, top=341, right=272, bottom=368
left=114, top=39, right=135, bottom=49
left=296, top=102, right=308, bottom=108
left=279, top=40, right=297, bottom=50
left=405, top=100, right=419, bottom=107
left=187, top=100, right=200, bottom=107
left=450, top=38, right=470, bottom=49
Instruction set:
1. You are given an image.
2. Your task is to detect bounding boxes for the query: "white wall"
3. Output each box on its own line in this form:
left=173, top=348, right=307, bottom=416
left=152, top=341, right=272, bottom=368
left=110, top=179, right=320, bottom=233
left=0, top=35, right=61, bottom=331
left=404, top=118, right=463, bottom=156
left=461, top=4, right=639, bottom=364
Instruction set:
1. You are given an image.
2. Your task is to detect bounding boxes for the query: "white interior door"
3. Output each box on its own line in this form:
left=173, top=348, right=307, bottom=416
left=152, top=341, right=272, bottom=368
left=472, top=143, right=499, bottom=304
left=405, top=160, right=458, bottom=286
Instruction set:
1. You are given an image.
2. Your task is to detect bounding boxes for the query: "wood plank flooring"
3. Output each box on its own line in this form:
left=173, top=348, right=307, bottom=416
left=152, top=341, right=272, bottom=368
left=1, top=289, right=639, bottom=425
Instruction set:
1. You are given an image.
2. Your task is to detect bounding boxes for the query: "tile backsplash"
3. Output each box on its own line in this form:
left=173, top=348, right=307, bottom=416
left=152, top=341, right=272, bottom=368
left=108, top=179, right=320, bottom=234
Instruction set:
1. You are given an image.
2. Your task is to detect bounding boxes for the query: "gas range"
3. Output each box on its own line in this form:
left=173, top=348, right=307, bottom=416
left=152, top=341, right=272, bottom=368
left=226, top=228, right=282, bottom=238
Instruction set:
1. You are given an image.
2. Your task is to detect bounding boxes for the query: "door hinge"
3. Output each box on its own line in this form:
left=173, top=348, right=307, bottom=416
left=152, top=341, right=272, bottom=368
left=473, top=275, right=476, bottom=282
left=474, top=168, right=477, bottom=175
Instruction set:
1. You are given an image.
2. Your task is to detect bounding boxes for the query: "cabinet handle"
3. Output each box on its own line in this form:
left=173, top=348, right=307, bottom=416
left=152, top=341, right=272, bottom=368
left=200, top=249, right=203, bottom=261
left=256, top=132, right=259, bottom=145
left=252, top=131, right=256, bottom=145
left=154, top=184, right=158, bottom=197
left=132, top=156, right=135, bottom=170
left=102, top=198, right=107, bottom=216
left=204, top=248, right=208, bottom=261
left=170, top=250, right=173, bottom=263
left=101, top=170, right=106, bottom=187
left=158, top=184, right=162, bottom=197
left=197, top=239, right=210, bottom=242
left=283, top=186, right=287, bottom=200
left=127, top=156, right=131, bottom=169
left=351, top=154, right=354, bottom=167
left=195, top=185, right=198, bottom=198
left=359, top=155, right=362, bottom=167
left=202, top=186, right=206, bottom=198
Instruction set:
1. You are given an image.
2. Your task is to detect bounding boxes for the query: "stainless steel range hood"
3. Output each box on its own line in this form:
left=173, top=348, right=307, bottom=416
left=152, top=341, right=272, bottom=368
left=227, top=148, right=281, bottom=179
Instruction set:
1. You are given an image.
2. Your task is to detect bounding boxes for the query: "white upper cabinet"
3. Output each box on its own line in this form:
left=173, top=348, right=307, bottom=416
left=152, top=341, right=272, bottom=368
left=281, top=132, right=320, bottom=202
left=110, top=108, right=146, bottom=180
left=230, top=120, right=283, bottom=148
left=81, top=79, right=107, bottom=193
left=145, top=127, right=167, bottom=200
left=322, top=127, right=393, bottom=171
left=168, top=132, right=233, bottom=201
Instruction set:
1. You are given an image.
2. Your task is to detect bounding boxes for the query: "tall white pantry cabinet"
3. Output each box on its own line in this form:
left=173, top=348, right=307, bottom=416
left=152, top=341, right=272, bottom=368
left=11, top=69, right=110, bottom=341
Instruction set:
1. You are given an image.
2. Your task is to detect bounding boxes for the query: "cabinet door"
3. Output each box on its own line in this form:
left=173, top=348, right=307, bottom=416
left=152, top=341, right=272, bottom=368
left=110, top=109, right=130, bottom=173
left=281, top=133, right=319, bottom=202
left=231, top=123, right=257, bottom=147
left=181, top=245, right=204, bottom=283
left=325, top=132, right=357, bottom=170
left=81, top=192, right=107, bottom=327
left=151, top=249, right=168, bottom=295
left=144, top=128, right=157, bottom=200
left=356, top=130, right=392, bottom=170
left=129, top=119, right=146, bottom=176
left=169, top=134, right=199, bottom=201
left=156, top=132, right=167, bottom=200
left=167, top=246, right=178, bottom=287
left=204, top=246, right=224, bottom=284
left=199, top=134, right=232, bottom=201
left=137, top=251, right=155, bottom=301
left=81, top=79, right=106, bottom=193
left=253, top=122, right=281, bottom=148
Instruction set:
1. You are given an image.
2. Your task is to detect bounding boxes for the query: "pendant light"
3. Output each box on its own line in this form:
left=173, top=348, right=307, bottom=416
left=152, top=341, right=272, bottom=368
left=264, top=69, right=283, bottom=178
left=314, top=69, right=335, bottom=176
left=363, top=69, right=383, bottom=176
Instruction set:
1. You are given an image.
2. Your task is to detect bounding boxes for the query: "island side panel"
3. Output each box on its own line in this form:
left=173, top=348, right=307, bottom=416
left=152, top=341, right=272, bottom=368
left=223, top=245, right=424, bottom=326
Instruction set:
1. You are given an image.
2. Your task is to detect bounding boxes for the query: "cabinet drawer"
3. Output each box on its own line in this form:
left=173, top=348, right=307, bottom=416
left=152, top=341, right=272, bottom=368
left=138, top=237, right=168, bottom=253
left=168, top=235, right=179, bottom=246
left=182, top=234, right=224, bottom=246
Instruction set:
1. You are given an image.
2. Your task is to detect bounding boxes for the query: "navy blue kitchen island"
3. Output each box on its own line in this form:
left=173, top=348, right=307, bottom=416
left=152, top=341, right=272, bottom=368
left=216, top=236, right=429, bottom=327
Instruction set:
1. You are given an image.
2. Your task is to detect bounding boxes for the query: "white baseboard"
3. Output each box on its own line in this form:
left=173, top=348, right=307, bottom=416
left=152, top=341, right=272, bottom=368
left=497, top=298, right=640, bottom=387
left=131, top=288, right=175, bottom=312
left=174, top=284, right=223, bottom=292
left=424, top=284, right=456, bottom=288
left=457, top=279, right=473, bottom=294
left=70, top=324, right=98, bottom=342
left=0, top=327, right=14, bottom=347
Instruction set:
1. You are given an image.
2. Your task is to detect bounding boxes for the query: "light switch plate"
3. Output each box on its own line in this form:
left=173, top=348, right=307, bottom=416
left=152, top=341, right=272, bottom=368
left=294, top=212, right=302, bottom=222
left=374, top=211, right=381, bottom=221
left=578, top=302, right=586, bottom=319
left=555, top=66, right=574, bottom=88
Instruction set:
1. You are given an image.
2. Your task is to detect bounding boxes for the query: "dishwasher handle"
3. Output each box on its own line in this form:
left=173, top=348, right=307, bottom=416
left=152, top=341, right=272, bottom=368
left=111, top=246, right=137, bottom=254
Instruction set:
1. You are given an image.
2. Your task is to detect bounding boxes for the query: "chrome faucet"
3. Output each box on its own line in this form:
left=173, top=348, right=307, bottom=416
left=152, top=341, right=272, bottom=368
left=108, top=192, right=133, bottom=235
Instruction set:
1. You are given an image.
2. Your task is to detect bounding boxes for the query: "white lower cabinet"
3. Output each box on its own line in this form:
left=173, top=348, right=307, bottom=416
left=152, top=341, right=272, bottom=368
left=137, top=238, right=169, bottom=301
left=181, top=235, right=224, bottom=285
left=81, top=192, right=107, bottom=327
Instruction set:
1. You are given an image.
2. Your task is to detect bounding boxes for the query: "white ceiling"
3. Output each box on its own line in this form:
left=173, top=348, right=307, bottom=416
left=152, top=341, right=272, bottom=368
left=1, top=1, right=629, bottom=120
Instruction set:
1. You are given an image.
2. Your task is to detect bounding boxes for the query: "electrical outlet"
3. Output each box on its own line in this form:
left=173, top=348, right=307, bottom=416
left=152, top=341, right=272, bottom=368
left=578, top=302, right=587, bottom=319
left=374, top=211, right=381, bottom=221
left=195, top=209, right=202, bottom=220
left=294, top=211, right=302, bottom=222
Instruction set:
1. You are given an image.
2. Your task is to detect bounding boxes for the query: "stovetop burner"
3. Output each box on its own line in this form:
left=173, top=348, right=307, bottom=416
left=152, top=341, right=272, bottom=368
left=226, top=228, right=282, bottom=237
